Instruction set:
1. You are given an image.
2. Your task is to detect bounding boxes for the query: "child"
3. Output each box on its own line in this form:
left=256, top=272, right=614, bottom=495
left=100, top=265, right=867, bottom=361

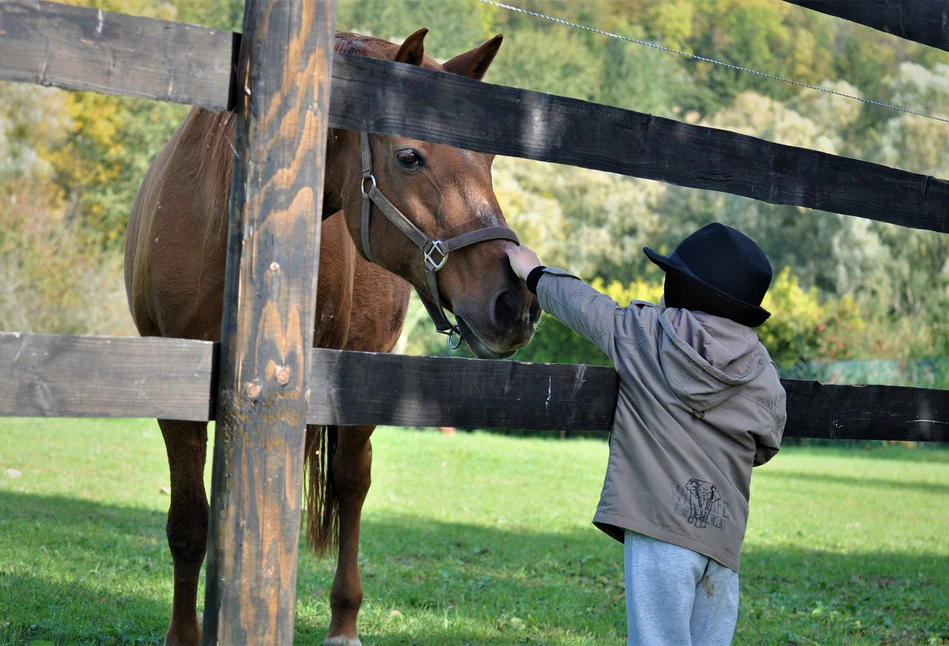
left=506, top=222, right=786, bottom=646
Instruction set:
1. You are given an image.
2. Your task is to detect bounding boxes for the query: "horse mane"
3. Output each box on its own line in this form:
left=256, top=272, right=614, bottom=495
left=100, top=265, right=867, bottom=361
left=334, top=31, right=442, bottom=69
left=335, top=32, right=392, bottom=57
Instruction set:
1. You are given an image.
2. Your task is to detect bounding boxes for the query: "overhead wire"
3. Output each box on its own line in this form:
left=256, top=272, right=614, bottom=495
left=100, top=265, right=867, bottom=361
left=477, top=0, right=949, bottom=125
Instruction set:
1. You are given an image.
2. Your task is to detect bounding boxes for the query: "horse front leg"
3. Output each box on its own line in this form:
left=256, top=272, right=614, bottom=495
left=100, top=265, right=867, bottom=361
left=157, top=419, right=209, bottom=646
left=325, top=424, right=374, bottom=646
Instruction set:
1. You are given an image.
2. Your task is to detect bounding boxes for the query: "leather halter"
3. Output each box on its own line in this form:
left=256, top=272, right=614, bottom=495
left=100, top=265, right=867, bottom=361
left=359, top=132, right=519, bottom=347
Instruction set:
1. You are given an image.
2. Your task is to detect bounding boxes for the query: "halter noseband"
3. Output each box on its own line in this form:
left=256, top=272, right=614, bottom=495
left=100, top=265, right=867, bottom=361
left=359, top=132, right=519, bottom=348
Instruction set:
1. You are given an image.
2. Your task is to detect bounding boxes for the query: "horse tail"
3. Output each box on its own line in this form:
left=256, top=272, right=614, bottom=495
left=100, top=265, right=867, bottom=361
left=304, top=424, right=339, bottom=557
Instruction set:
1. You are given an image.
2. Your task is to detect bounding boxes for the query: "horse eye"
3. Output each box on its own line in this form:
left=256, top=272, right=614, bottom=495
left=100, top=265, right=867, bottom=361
left=395, top=149, right=425, bottom=170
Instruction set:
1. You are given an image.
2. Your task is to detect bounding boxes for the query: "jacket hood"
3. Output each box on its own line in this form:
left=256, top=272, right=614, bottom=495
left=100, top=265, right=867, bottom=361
left=657, top=307, right=768, bottom=412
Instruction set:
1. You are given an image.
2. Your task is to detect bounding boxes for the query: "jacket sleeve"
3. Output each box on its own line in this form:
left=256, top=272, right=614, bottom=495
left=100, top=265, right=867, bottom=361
left=753, top=377, right=787, bottom=467
left=535, top=268, right=621, bottom=362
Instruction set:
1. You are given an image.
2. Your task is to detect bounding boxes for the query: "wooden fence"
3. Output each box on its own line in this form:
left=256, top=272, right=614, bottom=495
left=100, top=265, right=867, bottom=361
left=1, top=0, right=948, bottom=641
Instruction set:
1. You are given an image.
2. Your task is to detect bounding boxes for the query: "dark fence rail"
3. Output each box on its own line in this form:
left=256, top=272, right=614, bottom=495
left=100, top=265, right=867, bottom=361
left=2, top=333, right=946, bottom=443
left=783, top=0, right=949, bottom=52
left=329, top=54, right=949, bottom=234
left=0, top=333, right=216, bottom=420
left=0, top=0, right=237, bottom=109
left=4, top=0, right=949, bottom=234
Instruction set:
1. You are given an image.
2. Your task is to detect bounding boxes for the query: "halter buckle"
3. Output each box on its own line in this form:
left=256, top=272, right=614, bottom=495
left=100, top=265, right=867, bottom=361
left=360, top=173, right=377, bottom=195
left=424, top=240, right=449, bottom=272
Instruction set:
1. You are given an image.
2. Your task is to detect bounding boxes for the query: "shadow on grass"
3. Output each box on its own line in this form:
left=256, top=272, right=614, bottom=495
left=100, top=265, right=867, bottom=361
left=778, top=443, right=949, bottom=464
left=2, top=493, right=948, bottom=645
left=756, top=469, right=949, bottom=495
left=0, top=491, right=171, bottom=646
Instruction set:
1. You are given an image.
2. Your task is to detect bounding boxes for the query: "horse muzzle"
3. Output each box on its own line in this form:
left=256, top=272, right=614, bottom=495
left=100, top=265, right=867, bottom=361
left=455, top=288, right=540, bottom=359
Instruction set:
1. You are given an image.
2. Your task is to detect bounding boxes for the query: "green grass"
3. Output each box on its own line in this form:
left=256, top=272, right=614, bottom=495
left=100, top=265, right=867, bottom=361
left=1, top=419, right=947, bottom=645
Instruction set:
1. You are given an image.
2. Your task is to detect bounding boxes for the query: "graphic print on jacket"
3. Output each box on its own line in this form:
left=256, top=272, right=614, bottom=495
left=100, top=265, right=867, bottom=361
left=672, top=478, right=727, bottom=530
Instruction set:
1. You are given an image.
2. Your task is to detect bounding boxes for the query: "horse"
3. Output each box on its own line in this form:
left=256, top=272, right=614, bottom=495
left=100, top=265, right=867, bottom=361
left=124, top=28, right=540, bottom=646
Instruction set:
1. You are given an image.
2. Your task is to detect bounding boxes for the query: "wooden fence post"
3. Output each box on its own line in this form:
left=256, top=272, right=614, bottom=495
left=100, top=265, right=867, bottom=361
left=202, top=0, right=336, bottom=642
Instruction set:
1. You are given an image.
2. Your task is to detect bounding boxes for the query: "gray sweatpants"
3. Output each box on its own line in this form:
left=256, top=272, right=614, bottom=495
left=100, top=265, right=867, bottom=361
left=624, top=531, right=739, bottom=646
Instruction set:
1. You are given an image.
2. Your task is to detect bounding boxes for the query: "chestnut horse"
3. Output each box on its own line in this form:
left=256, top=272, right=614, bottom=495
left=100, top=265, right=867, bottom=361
left=124, top=29, right=539, bottom=645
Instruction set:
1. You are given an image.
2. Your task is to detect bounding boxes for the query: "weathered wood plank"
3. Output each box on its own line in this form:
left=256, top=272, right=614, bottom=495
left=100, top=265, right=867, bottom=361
left=4, top=2, right=949, bottom=232
left=201, top=0, right=335, bottom=642
left=0, top=332, right=215, bottom=420
left=0, top=334, right=946, bottom=442
left=784, top=380, right=949, bottom=443
left=783, top=1, right=949, bottom=52
left=329, top=54, right=949, bottom=234
left=307, top=349, right=618, bottom=431
left=306, top=350, right=949, bottom=443
left=0, top=0, right=236, bottom=110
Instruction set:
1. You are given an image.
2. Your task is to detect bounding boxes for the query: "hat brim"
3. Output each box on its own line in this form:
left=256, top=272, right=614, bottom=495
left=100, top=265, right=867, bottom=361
left=643, top=247, right=771, bottom=327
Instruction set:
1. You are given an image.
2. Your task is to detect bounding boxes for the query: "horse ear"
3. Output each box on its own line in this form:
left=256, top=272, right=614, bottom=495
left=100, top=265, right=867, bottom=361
left=442, top=34, right=503, bottom=80
left=393, top=28, right=428, bottom=66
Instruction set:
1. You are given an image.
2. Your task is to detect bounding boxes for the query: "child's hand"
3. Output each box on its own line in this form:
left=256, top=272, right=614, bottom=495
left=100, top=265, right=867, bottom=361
left=505, top=245, right=542, bottom=280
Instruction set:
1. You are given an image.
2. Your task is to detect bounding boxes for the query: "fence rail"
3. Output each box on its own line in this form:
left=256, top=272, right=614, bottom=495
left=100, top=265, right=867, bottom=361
left=2, top=333, right=946, bottom=443
left=4, top=0, right=949, bottom=234
left=0, top=0, right=237, bottom=108
left=783, top=0, right=949, bottom=52
left=0, top=333, right=216, bottom=420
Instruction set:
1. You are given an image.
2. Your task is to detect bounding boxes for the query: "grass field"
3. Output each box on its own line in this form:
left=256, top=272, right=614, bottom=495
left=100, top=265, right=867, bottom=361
left=1, top=418, right=947, bottom=645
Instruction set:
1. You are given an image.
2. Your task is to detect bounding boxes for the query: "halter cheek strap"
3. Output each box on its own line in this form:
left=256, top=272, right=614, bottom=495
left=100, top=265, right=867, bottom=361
left=359, top=132, right=519, bottom=346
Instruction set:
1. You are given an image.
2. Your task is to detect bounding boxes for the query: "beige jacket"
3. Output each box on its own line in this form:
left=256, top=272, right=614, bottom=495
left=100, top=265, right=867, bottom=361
left=536, top=268, right=786, bottom=571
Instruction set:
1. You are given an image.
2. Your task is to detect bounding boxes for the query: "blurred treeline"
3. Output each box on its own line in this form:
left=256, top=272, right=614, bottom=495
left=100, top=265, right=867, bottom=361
left=3, top=0, right=949, bottom=386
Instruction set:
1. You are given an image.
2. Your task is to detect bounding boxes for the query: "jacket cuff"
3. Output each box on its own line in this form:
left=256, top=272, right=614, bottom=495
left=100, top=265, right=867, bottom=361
left=526, top=266, right=547, bottom=294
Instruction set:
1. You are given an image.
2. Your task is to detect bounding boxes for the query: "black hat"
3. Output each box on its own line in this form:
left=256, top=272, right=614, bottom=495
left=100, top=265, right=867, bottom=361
left=643, top=223, right=772, bottom=327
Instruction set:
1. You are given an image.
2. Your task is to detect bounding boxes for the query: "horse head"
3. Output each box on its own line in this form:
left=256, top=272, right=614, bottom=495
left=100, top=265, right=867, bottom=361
left=325, top=29, right=541, bottom=359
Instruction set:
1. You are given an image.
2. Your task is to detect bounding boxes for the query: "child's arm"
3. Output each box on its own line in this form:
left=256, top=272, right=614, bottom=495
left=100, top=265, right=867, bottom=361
left=506, top=245, right=621, bottom=362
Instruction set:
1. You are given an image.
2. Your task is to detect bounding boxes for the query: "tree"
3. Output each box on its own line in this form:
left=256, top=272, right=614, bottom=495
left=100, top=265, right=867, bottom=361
left=494, top=157, right=667, bottom=283
left=0, top=83, right=133, bottom=335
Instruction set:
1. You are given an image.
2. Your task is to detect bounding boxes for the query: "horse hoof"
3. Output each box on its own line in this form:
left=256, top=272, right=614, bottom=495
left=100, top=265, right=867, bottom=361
left=324, top=637, right=362, bottom=646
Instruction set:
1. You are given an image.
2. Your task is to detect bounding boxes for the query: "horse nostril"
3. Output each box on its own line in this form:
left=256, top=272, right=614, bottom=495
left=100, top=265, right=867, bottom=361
left=492, top=290, right=521, bottom=334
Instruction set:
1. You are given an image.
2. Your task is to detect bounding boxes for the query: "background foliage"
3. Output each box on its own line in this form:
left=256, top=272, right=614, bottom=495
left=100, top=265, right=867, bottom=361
left=3, top=0, right=949, bottom=379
